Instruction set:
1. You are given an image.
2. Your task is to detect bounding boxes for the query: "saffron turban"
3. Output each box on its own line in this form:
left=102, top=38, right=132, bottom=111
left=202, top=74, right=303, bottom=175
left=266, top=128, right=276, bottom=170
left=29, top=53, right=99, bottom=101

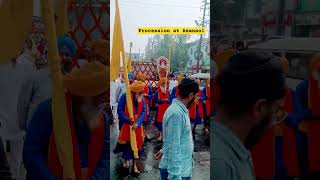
left=63, top=61, right=107, bottom=96
left=137, top=73, right=146, bottom=81
left=91, top=39, right=108, bottom=59
left=177, top=75, right=184, bottom=85
left=130, top=81, right=145, bottom=93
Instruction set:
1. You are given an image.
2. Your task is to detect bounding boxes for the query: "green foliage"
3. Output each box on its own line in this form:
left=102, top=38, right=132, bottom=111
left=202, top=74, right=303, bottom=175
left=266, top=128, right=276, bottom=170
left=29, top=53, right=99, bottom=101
left=144, top=35, right=191, bottom=71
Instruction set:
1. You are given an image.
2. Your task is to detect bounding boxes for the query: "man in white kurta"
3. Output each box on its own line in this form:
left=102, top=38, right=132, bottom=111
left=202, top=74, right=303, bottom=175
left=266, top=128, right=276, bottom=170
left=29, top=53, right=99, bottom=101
left=0, top=55, right=35, bottom=180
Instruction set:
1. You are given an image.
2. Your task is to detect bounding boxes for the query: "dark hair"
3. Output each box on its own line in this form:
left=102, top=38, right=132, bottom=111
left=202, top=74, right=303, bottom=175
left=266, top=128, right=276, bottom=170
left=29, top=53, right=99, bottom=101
left=178, top=78, right=199, bottom=99
left=216, top=51, right=286, bottom=115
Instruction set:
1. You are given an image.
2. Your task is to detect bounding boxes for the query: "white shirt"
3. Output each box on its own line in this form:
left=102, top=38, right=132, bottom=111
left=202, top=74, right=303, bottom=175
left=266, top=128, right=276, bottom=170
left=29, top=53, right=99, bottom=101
left=169, top=79, right=178, bottom=93
left=0, top=58, right=35, bottom=140
left=110, top=78, right=121, bottom=106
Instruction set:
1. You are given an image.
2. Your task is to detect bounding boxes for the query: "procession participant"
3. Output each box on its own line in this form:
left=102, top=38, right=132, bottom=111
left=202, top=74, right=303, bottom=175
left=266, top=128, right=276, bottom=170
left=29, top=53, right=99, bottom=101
left=137, top=73, right=153, bottom=140
left=169, top=73, right=176, bottom=93
left=202, top=79, right=211, bottom=134
left=274, top=58, right=299, bottom=179
left=57, top=35, right=76, bottom=74
left=154, top=78, right=199, bottom=180
left=0, top=56, right=34, bottom=180
left=26, top=58, right=52, bottom=127
left=110, top=74, right=122, bottom=124
left=189, top=87, right=203, bottom=134
left=212, top=51, right=286, bottom=180
left=250, top=57, right=299, bottom=180
left=90, top=39, right=108, bottom=65
left=23, top=62, right=108, bottom=180
left=154, top=78, right=170, bottom=141
left=295, top=53, right=320, bottom=179
left=114, top=81, right=146, bottom=176
left=169, top=75, right=184, bottom=103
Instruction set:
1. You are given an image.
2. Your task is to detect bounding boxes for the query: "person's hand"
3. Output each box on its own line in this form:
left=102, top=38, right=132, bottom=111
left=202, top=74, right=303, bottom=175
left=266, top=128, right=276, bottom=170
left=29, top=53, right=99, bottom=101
left=154, top=151, right=163, bottom=160
left=142, top=93, right=148, bottom=97
left=129, top=118, right=134, bottom=125
left=131, top=124, right=138, bottom=131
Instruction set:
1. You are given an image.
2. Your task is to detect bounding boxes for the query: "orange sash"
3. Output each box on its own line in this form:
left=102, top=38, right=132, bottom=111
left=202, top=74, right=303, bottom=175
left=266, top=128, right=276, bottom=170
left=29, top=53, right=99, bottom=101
left=118, top=96, right=144, bottom=150
left=156, top=89, right=170, bottom=123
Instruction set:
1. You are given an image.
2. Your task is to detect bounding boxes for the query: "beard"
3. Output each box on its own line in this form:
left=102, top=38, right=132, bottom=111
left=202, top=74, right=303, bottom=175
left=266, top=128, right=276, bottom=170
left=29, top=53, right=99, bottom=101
left=187, top=97, right=195, bottom=109
left=135, top=94, right=143, bottom=102
left=245, top=113, right=272, bottom=150
left=80, top=104, right=101, bottom=130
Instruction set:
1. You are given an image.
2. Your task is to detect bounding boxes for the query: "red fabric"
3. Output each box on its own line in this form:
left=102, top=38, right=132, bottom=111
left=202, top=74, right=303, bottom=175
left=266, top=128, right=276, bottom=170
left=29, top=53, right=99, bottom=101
left=189, top=92, right=204, bottom=120
left=305, top=77, right=320, bottom=171
left=175, top=86, right=179, bottom=97
left=156, top=90, right=170, bottom=123
left=309, top=77, right=320, bottom=116
left=251, top=128, right=275, bottom=180
left=305, top=120, right=320, bottom=171
left=281, top=88, right=299, bottom=176
left=205, top=84, right=211, bottom=117
left=143, top=85, right=149, bottom=122
left=48, top=94, right=105, bottom=180
left=118, top=96, right=144, bottom=150
left=212, top=79, right=220, bottom=112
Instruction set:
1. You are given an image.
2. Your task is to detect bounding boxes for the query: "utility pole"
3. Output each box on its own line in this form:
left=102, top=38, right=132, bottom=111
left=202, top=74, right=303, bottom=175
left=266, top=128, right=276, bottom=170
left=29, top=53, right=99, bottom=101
left=151, top=36, right=155, bottom=59
left=138, top=48, right=140, bottom=62
left=196, top=0, right=208, bottom=75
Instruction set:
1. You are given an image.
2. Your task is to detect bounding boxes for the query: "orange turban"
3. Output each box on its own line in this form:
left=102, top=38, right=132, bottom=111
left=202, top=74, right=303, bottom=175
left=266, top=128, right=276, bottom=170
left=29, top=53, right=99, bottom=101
left=214, top=49, right=235, bottom=71
left=309, top=53, right=320, bottom=73
left=91, top=39, right=107, bottom=59
left=130, top=81, right=146, bottom=93
left=63, top=61, right=108, bottom=96
left=281, top=57, right=289, bottom=75
left=137, top=73, right=146, bottom=82
left=158, top=78, right=168, bottom=87
left=177, top=75, right=184, bottom=85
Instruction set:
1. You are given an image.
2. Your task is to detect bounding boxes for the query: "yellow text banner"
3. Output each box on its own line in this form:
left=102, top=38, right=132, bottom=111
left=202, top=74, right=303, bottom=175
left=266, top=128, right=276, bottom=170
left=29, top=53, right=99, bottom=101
left=137, top=27, right=206, bottom=35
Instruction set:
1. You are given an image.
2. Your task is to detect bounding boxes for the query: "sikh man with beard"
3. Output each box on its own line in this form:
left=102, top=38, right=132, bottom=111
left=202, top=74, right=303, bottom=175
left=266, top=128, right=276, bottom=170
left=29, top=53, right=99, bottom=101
left=154, top=78, right=199, bottom=180
left=136, top=73, right=153, bottom=140
left=23, top=62, right=108, bottom=180
left=154, top=78, right=170, bottom=141
left=114, top=81, right=146, bottom=177
left=211, top=51, right=286, bottom=180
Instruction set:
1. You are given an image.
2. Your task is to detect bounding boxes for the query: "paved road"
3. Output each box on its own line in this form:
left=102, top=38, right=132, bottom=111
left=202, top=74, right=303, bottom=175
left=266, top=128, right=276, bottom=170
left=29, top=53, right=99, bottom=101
left=110, top=119, right=210, bottom=180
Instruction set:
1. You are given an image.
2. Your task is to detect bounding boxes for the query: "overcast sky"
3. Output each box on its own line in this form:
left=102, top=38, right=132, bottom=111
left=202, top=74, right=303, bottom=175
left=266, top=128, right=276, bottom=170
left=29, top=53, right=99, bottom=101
left=110, top=0, right=210, bottom=54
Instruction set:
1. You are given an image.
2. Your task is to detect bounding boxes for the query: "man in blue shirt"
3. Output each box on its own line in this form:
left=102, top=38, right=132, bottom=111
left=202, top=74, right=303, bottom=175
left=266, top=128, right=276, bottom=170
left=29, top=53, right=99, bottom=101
left=211, top=51, right=286, bottom=180
left=154, top=78, right=199, bottom=180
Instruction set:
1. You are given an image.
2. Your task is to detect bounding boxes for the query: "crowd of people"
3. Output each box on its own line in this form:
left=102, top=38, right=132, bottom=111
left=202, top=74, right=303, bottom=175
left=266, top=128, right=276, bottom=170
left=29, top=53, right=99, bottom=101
left=0, top=35, right=110, bottom=180
left=110, top=68, right=211, bottom=179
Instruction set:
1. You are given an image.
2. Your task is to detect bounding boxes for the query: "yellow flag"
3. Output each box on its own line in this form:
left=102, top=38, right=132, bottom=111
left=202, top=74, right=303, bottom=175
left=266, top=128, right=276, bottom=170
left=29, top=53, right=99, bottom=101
left=55, top=0, right=69, bottom=37
left=113, top=0, right=139, bottom=158
left=41, top=0, right=74, bottom=179
left=110, top=0, right=123, bottom=81
left=0, top=0, right=33, bottom=64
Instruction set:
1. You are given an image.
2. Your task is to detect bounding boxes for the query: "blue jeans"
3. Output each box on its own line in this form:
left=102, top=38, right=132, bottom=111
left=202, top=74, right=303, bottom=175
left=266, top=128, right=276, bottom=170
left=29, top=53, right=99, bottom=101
left=160, top=169, right=191, bottom=180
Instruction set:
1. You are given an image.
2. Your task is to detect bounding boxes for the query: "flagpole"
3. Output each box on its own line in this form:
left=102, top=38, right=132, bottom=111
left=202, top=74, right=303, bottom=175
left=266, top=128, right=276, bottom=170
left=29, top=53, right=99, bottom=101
left=41, top=0, right=74, bottom=179
left=114, top=0, right=139, bottom=159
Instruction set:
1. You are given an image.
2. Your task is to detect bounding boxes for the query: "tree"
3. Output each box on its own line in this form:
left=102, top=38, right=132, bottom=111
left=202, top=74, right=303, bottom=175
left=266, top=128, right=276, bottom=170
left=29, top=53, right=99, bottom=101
left=144, top=35, right=190, bottom=71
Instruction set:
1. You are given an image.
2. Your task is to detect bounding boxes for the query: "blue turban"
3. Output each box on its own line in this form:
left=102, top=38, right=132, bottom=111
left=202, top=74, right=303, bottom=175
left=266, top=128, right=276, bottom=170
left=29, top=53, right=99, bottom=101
left=57, top=36, right=76, bottom=58
left=128, top=72, right=134, bottom=80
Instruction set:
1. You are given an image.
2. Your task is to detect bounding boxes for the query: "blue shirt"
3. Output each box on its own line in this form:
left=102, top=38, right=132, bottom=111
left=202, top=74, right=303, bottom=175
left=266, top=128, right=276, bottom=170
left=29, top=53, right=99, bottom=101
left=159, top=99, right=194, bottom=179
left=211, top=121, right=255, bottom=180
